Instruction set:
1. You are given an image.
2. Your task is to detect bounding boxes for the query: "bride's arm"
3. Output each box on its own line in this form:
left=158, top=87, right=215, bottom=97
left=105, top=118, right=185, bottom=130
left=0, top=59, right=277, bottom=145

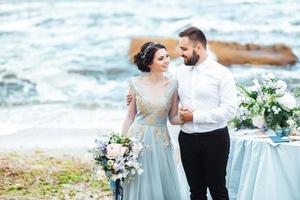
left=169, top=89, right=184, bottom=125
left=122, top=87, right=137, bottom=136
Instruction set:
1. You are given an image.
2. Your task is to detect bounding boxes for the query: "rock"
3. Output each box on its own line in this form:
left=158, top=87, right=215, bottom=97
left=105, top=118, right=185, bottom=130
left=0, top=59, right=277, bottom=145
left=208, top=41, right=298, bottom=66
left=129, top=37, right=298, bottom=66
left=129, top=37, right=180, bottom=60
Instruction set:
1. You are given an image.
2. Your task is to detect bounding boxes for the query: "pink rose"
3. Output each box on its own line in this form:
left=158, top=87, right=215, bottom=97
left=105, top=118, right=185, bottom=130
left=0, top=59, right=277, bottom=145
left=106, top=144, right=127, bottom=159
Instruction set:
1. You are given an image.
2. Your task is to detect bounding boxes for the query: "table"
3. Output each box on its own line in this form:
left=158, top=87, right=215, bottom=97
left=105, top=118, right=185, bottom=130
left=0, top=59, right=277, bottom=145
left=227, top=130, right=300, bottom=200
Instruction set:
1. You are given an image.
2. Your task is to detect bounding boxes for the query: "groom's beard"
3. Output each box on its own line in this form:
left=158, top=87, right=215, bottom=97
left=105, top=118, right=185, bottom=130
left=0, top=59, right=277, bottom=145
left=183, top=51, right=199, bottom=66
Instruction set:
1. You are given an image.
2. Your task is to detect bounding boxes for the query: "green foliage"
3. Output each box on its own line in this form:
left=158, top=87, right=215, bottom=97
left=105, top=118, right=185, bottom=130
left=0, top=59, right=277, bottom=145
left=0, top=152, right=111, bottom=199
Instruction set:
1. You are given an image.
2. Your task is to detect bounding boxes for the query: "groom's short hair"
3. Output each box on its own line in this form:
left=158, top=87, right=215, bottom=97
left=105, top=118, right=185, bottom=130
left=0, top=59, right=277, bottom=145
left=179, top=27, right=207, bottom=49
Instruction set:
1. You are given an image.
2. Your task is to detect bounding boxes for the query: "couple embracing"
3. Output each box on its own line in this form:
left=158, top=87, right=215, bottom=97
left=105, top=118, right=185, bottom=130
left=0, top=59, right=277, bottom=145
left=122, top=26, right=238, bottom=200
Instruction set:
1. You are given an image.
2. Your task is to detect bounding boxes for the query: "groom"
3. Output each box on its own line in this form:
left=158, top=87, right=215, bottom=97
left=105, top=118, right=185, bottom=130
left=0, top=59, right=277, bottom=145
left=127, top=27, right=237, bottom=200
left=175, top=27, right=237, bottom=200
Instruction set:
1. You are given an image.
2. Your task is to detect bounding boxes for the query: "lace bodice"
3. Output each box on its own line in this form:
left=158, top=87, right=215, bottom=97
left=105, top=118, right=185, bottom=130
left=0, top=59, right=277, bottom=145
left=129, top=77, right=177, bottom=127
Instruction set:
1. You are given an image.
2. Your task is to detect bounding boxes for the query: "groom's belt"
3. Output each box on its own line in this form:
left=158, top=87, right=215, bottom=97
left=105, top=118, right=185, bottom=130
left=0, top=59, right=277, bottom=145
left=180, top=126, right=228, bottom=136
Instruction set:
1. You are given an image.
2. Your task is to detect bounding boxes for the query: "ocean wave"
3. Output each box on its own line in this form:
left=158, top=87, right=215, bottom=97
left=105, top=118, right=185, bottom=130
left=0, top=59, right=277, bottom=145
left=0, top=0, right=299, bottom=108
left=189, top=17, right=300, bottom=34
left=0, top=66, right=129, bottom=106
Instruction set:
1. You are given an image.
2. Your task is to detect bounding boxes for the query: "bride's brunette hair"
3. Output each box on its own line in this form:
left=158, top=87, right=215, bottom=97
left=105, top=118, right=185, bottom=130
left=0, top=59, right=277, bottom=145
left=133, top=42, right=167, bottom=72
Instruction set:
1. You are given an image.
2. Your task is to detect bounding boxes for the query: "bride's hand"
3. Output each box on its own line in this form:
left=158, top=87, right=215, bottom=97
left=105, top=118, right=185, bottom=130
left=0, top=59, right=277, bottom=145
left=179, top=108, right=193, bottom=122
left=126, top=94, right=133, bottom=106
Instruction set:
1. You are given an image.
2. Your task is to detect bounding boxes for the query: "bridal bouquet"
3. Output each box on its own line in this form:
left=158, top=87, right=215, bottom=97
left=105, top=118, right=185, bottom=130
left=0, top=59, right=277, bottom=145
left=231, top=73, right=300, bottom=133
left=91, top=132, right=144, bottom=182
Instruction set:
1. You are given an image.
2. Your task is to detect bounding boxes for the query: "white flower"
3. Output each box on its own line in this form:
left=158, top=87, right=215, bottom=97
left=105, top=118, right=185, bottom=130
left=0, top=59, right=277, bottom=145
left=241, top=115, right=247, bottom=120
left=271, top=106, right=281, bottom=114
left=137, top=168, right=143, bottom=175
left=256, top=96, right=264, bottom=104
left=244, top=97, right=253, bottom=104
left=248, top=79, right=261, bottom=92
left=275, top=80, right=287, bottom=95
left=131, top=143, right=143, bottom=158
left=261, top=93, right=270, bottom=102
left=113, top=163, right=120, bottom=171
left=126, top=161, right=134, bottom=167
left=240, top=107, right=249, bottom=115
left=106, top=144, right=126, bottom=159
left=122, top=171, right=129, bottom=177
left=287, top=119, right=296, bottom=127
left=249, top=86, right=260, bottom=93
left=252, top=115, right=266, bottom=129
left=277, top=93, right=296, bottom=111
left=130, top=169, right=136, bottom=175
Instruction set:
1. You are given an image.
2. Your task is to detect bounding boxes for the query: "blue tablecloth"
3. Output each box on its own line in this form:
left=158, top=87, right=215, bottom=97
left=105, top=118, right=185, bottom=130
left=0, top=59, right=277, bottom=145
left=227, top=132, right=300, bottom=200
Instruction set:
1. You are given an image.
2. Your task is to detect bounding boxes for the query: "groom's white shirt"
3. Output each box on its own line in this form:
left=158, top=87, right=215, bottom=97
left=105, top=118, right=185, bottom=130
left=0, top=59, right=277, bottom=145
left=174, top=57, right=238, bottom=133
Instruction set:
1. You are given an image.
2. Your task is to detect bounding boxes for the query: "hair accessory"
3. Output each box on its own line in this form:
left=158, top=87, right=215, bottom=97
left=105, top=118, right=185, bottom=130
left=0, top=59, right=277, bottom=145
left=141, top=42, right=158, bottom=59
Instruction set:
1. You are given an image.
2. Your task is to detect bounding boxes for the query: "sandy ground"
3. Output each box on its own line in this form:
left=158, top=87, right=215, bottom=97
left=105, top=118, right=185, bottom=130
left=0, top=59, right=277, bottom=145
left=0, top=128, right=115, bottom=199
left=0, top=128, right=103, bottom=151
left=0, top=125, right=184, bottom=199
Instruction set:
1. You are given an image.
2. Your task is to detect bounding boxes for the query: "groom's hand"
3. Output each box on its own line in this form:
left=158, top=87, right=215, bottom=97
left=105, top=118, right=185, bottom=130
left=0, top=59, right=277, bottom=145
left=126, top=94, right=132, bottom=106
left=179, top=108, right=193, bottom=122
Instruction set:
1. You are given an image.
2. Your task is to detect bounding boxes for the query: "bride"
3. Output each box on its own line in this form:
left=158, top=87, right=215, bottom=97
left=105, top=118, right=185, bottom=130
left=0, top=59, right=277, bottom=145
left=122, top=41, right=185, bottom=200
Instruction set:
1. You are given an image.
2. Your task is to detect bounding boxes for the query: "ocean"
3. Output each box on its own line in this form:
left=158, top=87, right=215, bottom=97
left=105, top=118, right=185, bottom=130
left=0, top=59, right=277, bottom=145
left=1, top=0, right=300, bottom=135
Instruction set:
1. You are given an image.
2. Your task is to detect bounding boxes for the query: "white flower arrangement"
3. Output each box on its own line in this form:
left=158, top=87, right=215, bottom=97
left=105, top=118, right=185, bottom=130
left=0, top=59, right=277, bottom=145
left=231, top=73, right=300, bottom=133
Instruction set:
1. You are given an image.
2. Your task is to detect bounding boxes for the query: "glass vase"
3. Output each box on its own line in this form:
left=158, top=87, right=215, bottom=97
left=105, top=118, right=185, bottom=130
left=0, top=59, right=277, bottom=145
left=275, top=127, right=290, bottom=137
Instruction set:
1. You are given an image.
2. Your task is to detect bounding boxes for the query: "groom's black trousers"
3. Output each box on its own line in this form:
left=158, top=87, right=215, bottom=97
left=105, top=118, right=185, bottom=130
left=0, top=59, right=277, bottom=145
left=178, top=127, right=230, bottom=200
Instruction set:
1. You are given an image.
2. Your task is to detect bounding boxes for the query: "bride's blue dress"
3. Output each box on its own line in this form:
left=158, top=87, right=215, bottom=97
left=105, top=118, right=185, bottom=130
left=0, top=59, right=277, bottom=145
left=123, top=78, right=184, bottom=200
